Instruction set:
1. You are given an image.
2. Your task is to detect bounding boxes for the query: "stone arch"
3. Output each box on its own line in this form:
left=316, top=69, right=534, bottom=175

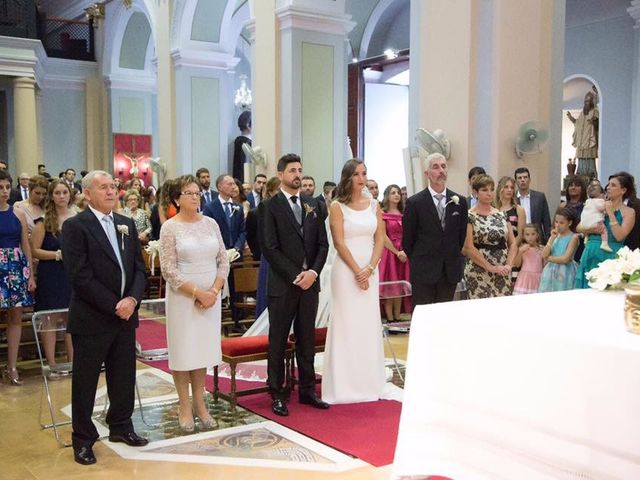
left=359, top=0, right=409, bottom=59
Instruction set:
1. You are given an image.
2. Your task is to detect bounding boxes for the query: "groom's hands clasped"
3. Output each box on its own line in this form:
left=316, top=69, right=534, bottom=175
left=293, top=270, right=317, bottom=290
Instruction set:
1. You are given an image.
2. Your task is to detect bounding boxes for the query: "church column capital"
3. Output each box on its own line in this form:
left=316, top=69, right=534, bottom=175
left=629, top=0, right=640, bottom=29
left=275, top=5, right=355, bottom=35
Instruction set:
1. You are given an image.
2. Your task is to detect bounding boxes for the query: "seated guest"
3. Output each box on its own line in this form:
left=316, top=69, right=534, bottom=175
left=31, top=179, right=76, bottom=370
left=575, top=172, right=636, bottom=288
left=463, top=174, right=516, bottom=299
left=123, top=189, right=152, bottom=245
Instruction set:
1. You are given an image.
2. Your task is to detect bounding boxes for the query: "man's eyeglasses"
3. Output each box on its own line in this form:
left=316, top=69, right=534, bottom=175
left=181, top=191, right=203, bottom=197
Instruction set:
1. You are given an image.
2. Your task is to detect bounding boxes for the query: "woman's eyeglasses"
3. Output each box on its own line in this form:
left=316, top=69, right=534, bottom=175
left=181, top=191, right=203, bottom=197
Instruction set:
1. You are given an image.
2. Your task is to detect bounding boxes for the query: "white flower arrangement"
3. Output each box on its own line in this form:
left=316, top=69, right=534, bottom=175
left=116, top=224, right=129, bottom=249
left=145, top=240, right=160, bottom=275
left=586, top=246, right=640, bottom=291
left=230, top=205, right=241, bottom=216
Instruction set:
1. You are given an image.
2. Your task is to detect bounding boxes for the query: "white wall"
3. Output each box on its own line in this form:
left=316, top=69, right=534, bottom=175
left=363, top=82, right=408, bottom=190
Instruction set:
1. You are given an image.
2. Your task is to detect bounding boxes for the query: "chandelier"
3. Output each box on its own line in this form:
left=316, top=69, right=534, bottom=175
left=234, top=75, right=252, bottom=110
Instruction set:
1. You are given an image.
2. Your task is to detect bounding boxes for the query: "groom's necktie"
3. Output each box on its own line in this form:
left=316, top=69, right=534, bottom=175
left=102, top=215, right=126, bottom=295
left=290, top=195, right=302, bottom=226
left=434, top=193, right=446, bottom=229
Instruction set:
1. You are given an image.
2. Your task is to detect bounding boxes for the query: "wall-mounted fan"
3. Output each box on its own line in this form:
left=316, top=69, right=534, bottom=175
left=415, top=128, right=451, bottom=159
left=149, top=157, right=166, bottom=184
left=242, top=143, right=267, bottom=168
left=515, top=121, right=549, bottom=158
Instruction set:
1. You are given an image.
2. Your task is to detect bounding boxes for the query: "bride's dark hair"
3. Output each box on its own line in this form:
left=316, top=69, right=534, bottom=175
left=333, top=158, right=365, bottom=205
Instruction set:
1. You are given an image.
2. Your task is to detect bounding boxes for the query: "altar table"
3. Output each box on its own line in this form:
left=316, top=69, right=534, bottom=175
left=393, top=289, right=640, bottom=480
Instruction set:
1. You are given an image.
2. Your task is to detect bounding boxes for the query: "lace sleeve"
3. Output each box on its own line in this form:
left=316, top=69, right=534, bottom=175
left=159, top=220, right=187, bottom=289
left=209, top=217, right=230, bottom=280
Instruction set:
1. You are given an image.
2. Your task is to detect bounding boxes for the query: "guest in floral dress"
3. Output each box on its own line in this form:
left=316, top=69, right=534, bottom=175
left=0, top=170, right=36, bottom=385
left=379, top=184, right=411, bottom=320
left=463, top=175, right=517, bottom=299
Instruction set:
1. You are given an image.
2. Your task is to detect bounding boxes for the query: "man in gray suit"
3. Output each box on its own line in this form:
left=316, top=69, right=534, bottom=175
left=515, top=167, right=551, bottom=242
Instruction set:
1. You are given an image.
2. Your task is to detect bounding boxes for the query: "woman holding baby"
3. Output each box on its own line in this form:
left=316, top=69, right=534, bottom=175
left=575, top=172, right=636, bottom=288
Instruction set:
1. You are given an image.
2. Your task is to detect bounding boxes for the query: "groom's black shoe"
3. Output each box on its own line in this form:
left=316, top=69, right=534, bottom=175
left=299, top=394, right=330, bottom=409
left=108, top=431, right=149, bottom=447
left=73, top=446, right=96, bottom=465
left=272, top=399, right=289, bottom=416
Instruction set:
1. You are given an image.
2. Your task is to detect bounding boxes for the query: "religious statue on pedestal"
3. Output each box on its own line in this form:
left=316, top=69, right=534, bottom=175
left=566, top=88, right=599, bottom=180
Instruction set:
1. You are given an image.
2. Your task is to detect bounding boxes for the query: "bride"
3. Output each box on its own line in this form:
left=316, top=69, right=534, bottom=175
left=321, top=159, right=386, bottom=404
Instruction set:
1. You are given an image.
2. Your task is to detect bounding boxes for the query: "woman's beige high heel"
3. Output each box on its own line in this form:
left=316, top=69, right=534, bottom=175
left=3, top=367, right=23, bottom=386
left=197, top=412, right=218, bottom=430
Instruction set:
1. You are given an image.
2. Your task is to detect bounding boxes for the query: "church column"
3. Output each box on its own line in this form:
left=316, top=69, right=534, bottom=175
left=13, top=77, right=39, bottom=175
left=409, top=0, right=478, bottom=194
left=155, top=0, right=177, bottom=177
left=248, top=0, right=354, bottom=180
left=628, top=0, right=640, bottom=172
left=85, top=3, right=109, bottom=172
left=248, top=0, right=279, bottom=177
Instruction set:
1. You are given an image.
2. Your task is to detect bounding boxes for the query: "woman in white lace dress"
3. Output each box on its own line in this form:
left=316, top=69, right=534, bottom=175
left=160, top=175, right=229, bottom=432
left=322, top=159, right=387, bottom=404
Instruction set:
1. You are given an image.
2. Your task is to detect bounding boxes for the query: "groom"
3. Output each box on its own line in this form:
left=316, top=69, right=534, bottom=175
left=259, top=153, right=329, bottom=416
left=62, top=170, right=148, bottom=465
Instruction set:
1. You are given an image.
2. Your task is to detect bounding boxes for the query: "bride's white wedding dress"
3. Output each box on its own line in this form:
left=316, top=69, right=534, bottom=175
left=321, top=200, right=386, bottom=404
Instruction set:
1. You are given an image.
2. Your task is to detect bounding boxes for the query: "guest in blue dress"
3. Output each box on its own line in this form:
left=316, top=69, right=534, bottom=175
left=0, top=170, right=35, bottom=386
left=256, top=176, right=281, bottom=316
left=32, top=179, right=77, bottom=369
left=575, top=172, right=637, bottom=288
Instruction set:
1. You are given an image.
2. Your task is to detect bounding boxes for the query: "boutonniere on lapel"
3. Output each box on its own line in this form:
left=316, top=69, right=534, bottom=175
left=303, top=203, right=316, bottom=218
left=445, top=195, right=460, bottom=208
left=230, top=205, right=241, bottom=216
left=116, top=224, right=129, bottom=249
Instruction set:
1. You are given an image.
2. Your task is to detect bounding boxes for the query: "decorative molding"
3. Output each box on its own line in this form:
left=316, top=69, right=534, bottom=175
left=85, top=2, right=106, bottom=22
left=39, top=57, right=97, bottom=90
left=171, top=48, right=240, bottom=70
left=244, top=20, right=256, bottom=43
left=275, top=5, right=355, bottom=35
left=0, top=36, right=47, bottom=84
left=105, top=72, right=157, bottom=92
left=629, top=0, right=640, bottom=29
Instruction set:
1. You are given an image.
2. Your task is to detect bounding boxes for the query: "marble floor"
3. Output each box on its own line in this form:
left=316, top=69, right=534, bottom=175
left=0, top=332, right=409, bottom=480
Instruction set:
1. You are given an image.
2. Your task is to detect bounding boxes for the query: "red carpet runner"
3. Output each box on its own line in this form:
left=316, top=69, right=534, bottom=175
left=137, top=319, right=450, bottom=477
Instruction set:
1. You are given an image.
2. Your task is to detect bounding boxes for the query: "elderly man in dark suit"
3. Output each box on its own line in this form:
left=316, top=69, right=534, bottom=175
left=62, top=170, right=148, bottom=466
left=203, top=174, right=246, bottom=332
left=259, top=154, right=329, bottom=417
left=403, top=153, right=468, bottom=305
left=514, top=167, right=552, bottom=242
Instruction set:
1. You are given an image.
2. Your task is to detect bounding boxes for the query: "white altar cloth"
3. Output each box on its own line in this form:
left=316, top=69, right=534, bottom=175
left=393, top=289, right=640, bottom=480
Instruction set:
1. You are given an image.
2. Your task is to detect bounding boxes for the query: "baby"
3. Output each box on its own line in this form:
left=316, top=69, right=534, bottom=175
left=580, top=183, right=612, bottom=252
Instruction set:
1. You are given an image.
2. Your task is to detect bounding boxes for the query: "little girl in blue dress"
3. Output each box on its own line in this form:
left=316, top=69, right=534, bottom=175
left=539, top=208, right=580, bottom=292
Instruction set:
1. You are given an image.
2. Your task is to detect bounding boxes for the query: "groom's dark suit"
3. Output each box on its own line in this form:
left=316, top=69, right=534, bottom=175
left=258, top=192, right=328, bottom=400
left=62, top=208, right=146, bottom=449
left=403, top=187, right=468, bottom=304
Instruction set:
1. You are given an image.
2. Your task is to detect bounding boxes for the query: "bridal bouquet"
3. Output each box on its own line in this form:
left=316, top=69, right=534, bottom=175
left=586, top=246, right=640, bottom=290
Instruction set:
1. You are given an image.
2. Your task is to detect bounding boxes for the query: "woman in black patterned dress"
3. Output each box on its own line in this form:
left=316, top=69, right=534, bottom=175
left=463, top=175, right=517, bottom=299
